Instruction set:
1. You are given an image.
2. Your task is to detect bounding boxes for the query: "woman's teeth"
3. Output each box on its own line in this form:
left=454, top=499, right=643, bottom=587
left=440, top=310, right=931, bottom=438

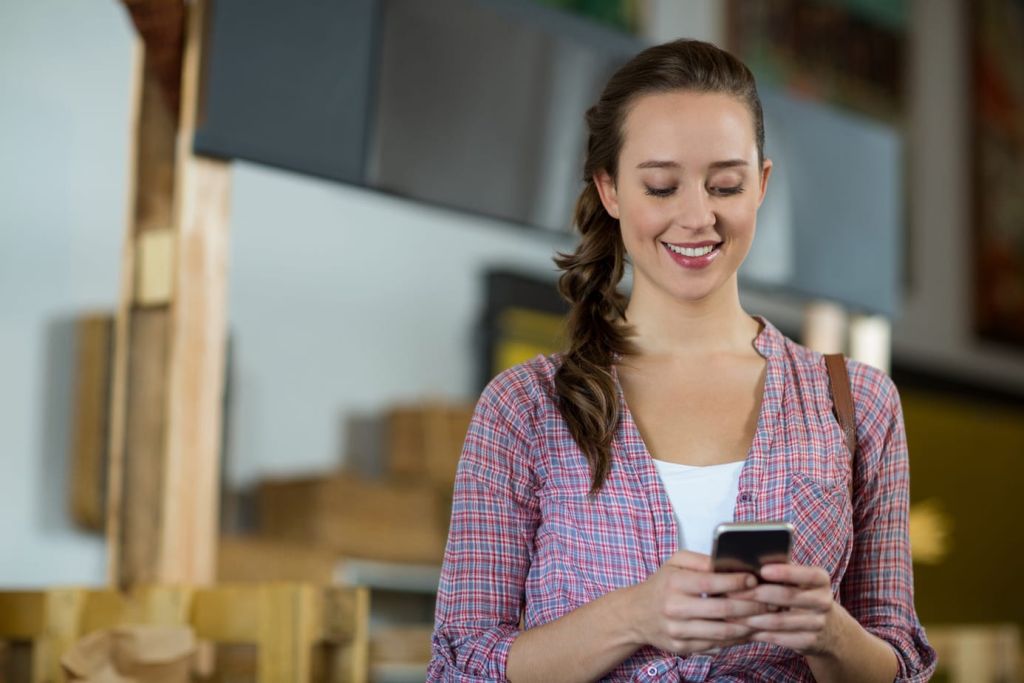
left=665, top=243, right=717, bottom=257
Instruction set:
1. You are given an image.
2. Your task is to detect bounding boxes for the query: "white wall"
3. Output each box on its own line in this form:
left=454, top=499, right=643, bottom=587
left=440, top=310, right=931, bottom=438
left=225, top=165, right=574, bottom=486
left=0, top=1, right=134, bottom=586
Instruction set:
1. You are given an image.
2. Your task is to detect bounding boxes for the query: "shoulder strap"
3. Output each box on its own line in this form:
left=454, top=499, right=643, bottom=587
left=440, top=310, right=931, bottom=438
left=824, top=353, right=857, bottom=497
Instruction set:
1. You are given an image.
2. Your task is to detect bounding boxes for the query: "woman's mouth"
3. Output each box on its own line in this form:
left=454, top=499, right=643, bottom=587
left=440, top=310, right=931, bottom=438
left=662, top=241, right=722, bottom=269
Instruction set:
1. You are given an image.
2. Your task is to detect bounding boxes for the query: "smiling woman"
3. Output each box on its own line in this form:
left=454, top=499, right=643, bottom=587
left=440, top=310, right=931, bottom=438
left=429, top=38, right=937, bottom=683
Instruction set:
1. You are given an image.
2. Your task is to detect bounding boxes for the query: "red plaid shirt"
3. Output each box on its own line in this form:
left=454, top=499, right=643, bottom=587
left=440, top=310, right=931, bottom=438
left=429, top=315, right=937, bottom=681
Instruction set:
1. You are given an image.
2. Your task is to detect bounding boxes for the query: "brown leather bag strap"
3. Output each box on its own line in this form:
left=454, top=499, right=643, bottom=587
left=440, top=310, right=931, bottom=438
left=824, top=353, right=857, bottom=497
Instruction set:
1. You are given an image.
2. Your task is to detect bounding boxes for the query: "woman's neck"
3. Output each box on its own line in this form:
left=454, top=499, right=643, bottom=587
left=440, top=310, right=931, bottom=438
left=619, top=282, right=762, bottom=360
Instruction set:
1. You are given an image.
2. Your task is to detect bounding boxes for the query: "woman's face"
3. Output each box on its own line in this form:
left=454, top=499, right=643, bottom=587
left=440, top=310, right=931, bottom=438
left=594, top=89, right=772, bottom=307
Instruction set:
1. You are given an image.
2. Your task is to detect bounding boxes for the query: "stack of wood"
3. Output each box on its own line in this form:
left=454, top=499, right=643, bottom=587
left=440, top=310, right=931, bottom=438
left=216, top=400, right=474, bottom=680
left=250, top=401, right=475, bottom=566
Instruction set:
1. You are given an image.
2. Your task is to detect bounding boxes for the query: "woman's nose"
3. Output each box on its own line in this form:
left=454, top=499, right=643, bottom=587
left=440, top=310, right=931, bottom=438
left=672, top=185, right=715, bottom=231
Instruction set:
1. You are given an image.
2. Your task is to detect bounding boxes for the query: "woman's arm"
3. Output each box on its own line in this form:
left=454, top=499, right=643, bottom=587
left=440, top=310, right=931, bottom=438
left=507, top=552, right=765, bottom=682
left=428, top=373, right=541, bottom=682
left=730, top=363, right=937, bottom=682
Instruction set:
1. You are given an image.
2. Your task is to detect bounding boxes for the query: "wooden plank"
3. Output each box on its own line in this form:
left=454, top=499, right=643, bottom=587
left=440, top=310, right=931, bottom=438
left=158, top=0, right=231, bottom=585
left=257, top=475, right=448, bottom=564
left=105, top=33, right=144, bottom=589
left=119, top=307, right=172, bottom=587
left=0, top=593, right=47, bottom=639
left=324, top=587, right=370, bottom=683
left=257, top=585, right=317, bottom=683
left=217, top=536, right=339, bottom=584
left=33, top=589, right=84, bottom=683
left=191, top=586, right=262, bottom=643
left=107, top=0, right=230, bottom=588
left=106, top=27, right=179, bottom=587
left=120, top=0, right=185, bottom=118
left=69, top=315, right=114, bottom=531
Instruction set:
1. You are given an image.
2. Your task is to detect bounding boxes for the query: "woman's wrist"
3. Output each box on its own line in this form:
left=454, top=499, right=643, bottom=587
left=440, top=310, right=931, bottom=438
left=615, top=581, right=650, bottom=649
left=804, top=604, right=900, bottom=682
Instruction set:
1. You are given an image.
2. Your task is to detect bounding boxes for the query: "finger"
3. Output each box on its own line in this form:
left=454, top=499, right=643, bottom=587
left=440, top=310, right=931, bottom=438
left=743, top=584, right=833, bottom=612
left=685, top=597, right=771, bottom=620
left=665, top=550, right=712, bottom=572
left=759, top=563, right=830, bottom=589
left=678, top=570, right=758, bottom=597
left=669, top=619, right=755, bottom=641
left=731, top=610, right=827, bottom=633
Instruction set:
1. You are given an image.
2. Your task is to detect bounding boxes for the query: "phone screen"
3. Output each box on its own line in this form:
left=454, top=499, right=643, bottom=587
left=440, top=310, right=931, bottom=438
left=712, top=526, right=792, bottom=578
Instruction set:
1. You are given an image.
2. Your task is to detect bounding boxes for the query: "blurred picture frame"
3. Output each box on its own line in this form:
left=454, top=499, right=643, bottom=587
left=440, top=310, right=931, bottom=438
left=971, top=0, right=1024, bottom=348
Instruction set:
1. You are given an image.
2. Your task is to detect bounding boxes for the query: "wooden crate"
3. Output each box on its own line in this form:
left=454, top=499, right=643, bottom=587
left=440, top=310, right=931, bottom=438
left=0, top=581, right=368, bottom=683
left=386, top=402, right=475, bottom=492
left=0, top=583, right=370, bottom=683
left=217, top=536, right=341, bottom=584
left=257, top=474, right=448, bottom=564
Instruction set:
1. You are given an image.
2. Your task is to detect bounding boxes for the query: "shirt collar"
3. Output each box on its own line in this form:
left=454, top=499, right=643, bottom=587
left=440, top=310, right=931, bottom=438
left=750, top=314, right=780, bottom=358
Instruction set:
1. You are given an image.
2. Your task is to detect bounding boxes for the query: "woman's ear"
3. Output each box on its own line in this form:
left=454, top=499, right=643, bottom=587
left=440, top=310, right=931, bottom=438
left=757, top=159, right=773, bottom=207
left=593, top=170, right=620, bottom=219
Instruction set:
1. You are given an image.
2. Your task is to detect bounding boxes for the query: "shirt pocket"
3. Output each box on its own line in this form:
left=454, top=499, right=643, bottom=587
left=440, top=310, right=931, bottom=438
left=547, top=493, right=650, bottom=606
left=787, top=472, right=850, bottom=581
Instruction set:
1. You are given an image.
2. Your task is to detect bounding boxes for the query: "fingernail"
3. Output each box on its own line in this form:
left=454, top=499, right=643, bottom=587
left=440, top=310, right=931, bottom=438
left=746, top=575, right=757, bottom=588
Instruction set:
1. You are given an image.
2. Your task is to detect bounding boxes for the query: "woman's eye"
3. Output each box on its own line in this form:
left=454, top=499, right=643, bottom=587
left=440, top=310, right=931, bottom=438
left=644, top=185, right=675, bottom=198
left=711, top=185, right=745, bottom=196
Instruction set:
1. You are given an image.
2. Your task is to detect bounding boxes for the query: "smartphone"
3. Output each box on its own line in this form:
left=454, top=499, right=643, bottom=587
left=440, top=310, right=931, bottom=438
left=711, top=521, right=794, bottom=579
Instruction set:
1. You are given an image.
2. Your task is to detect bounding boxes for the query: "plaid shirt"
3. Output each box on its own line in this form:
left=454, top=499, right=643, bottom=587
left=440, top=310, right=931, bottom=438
left=429, top=315, right=937, bottom=682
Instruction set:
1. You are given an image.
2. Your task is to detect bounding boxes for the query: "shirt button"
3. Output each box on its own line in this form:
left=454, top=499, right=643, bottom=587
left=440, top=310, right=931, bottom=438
left=739, top=492, right=752, bottom=502
left=647, top=666, right=658, bottom=676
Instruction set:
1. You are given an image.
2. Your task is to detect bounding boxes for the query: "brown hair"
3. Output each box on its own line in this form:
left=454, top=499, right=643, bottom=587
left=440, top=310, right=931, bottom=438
left=552, top=38, right=765, bottom=495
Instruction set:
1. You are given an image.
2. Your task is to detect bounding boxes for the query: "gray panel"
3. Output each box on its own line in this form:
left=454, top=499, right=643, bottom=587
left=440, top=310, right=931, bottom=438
left=743, top=88, right=904, bottom=316
left=368, top=0, right=637, bottom=232
left=194, top=0, right=378, bottom=184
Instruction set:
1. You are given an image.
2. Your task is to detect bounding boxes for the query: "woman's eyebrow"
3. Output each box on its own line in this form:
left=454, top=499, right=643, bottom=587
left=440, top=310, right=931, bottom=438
left=635, top=159, right=749, bottom=170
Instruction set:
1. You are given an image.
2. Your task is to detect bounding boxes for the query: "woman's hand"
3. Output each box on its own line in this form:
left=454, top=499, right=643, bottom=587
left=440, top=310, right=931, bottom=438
left=725, top=562, right=839, bottom=657
left=627, top=550, right=771, bottom=655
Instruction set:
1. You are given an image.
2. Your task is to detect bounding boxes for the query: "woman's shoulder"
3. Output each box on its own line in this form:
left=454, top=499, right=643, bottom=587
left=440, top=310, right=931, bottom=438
left=477, top=352, right=565, bottom=414
left=764, top=317, right=900, bottom=431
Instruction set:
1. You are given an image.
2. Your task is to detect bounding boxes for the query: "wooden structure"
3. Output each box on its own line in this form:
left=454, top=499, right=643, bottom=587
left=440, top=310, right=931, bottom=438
left=106, top=0, right=231, bottom=586
left=0, top=584, right=370, bottom=683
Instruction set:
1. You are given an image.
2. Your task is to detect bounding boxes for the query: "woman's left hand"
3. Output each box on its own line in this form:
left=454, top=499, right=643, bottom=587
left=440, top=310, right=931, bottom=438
left=724, top=562, right=840, bottom=657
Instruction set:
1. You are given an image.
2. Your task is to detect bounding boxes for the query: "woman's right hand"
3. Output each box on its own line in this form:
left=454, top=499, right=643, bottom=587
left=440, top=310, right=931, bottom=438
left=627, top=550, right=770, bottom=655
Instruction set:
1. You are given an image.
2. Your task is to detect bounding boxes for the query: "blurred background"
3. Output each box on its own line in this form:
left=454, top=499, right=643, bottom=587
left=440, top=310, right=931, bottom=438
left=1, top=0, right=1023, bottom=681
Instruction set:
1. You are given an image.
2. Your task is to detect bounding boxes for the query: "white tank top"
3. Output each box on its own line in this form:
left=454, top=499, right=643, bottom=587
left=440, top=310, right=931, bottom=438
left=651, top=458, right=745, bottom=555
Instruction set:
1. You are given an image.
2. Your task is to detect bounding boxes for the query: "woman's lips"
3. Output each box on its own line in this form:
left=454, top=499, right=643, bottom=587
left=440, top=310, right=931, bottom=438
left=663, top=241, right=722, bottom=269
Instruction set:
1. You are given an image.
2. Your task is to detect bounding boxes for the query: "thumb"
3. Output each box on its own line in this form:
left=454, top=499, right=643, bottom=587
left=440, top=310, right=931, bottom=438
left=664, top=550, right=712, bottom=572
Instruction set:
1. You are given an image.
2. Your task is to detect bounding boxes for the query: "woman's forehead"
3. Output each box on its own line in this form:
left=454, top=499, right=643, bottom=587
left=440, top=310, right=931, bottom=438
left=620, top=90, right=758, bottom=166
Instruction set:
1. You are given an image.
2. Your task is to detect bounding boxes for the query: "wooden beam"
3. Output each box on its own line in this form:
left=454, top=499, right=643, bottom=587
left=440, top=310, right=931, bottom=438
left=158, top=0, right=231, bottom=585
left=106, top=0, right=231, bottom=588
left=120, top=0, right=185, bottom=118
left=69, top=315, right=114, bottom=531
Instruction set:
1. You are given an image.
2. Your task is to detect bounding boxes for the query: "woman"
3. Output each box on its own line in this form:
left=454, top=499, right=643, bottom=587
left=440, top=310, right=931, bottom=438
left=428, top=38, right=936, bottom=682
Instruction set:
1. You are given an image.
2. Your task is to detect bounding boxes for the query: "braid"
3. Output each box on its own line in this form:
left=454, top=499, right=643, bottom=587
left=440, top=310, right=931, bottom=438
left=553, top=181, right=638, bottom=494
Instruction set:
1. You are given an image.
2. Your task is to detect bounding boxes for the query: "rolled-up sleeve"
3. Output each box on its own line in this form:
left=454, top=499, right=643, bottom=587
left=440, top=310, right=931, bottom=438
left=428, top=371, right=542, bottom=682
left=841, top=362, right=938, bottom=682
